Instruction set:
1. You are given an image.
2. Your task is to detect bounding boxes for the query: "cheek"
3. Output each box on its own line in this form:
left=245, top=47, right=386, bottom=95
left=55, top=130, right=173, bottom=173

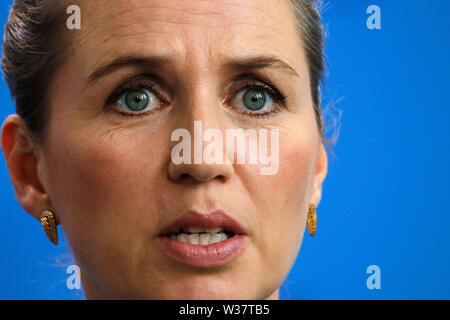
left=242, top=128, right=317, bottom=277
left=248, top=129, right=316, bottom=224
left=273, top=136, right=315, bottom=232
left=44, top=127, right=174, bottom=294
left=280, top=140, right=315, bottom=204
left=46, top=128, right=171, bottom=243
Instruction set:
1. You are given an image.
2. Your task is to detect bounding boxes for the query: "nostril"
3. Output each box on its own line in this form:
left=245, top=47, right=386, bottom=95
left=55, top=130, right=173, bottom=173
left=168, top=161, right=234, bottom=184
left=218, top=174, right=228, bottom=183
left=179, top=172, right=228, bottom=183
left=177, top=173, right=204, bottom=184
left=180, top=173, right=191, bottom=180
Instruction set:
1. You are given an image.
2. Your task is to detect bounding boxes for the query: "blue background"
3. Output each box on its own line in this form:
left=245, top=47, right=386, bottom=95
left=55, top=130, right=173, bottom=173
left=0, top=0, right=449, bottom=299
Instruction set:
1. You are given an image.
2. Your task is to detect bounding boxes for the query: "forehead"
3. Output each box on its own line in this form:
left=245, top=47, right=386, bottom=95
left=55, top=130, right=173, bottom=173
left=75, top=0, right=304, bottom=69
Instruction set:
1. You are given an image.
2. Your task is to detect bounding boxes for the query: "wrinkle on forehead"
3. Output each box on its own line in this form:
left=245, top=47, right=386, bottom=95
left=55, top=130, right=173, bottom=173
left=97, top=0, right=281, bottom=25
left=77, top=0, right=298, bottom=48
left=67, top=0, right=306, bottom=90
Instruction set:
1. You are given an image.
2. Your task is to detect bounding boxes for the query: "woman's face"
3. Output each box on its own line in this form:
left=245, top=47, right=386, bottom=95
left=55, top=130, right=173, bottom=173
left=33, top=0, right=327, bottom=299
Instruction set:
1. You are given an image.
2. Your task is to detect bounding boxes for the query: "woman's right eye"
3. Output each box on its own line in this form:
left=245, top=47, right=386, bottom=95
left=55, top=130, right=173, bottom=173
left=115, top=88, right=162, bottom=114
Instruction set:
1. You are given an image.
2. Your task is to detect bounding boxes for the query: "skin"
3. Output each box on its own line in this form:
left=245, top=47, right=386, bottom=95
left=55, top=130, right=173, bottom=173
left=1, top=0, right=327, bottom=299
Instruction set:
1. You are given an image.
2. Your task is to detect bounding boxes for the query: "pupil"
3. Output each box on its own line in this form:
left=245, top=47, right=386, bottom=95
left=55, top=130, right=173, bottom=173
left=125, top=89, right=149, bottom=111
left=244, top=89, right=266, bottom=111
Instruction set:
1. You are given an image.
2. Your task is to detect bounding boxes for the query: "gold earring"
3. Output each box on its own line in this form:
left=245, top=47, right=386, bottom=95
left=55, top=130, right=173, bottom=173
left=40, top=210, right=58, bottom=245
left=307, top=203, right=317, bottom=236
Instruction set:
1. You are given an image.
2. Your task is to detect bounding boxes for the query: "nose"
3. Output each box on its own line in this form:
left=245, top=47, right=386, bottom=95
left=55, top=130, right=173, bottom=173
left=168, top=160, right=234, bottom=184
left=167, top=124, right=235, bottom=183
left=167, top=85, right=235, bottom=184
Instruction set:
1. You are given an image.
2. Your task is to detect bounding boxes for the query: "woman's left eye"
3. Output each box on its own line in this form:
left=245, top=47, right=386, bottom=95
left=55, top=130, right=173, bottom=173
left=230, top=86, right=277, bottom=114
left=115, top=88, right=161, bottom=113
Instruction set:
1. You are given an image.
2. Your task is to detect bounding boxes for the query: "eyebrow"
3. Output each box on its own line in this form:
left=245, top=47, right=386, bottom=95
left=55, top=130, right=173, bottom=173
left=87, top=54, right=299, bottom=84
left=87, top=55, right=170, bottom=84
left=222, top=56, right=300, bottom=78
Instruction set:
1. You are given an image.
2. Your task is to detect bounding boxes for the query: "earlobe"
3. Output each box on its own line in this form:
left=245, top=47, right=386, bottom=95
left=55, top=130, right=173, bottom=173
left=310, top=142, right=328, bottom=207
left=1, top=114, right=50, bottom=221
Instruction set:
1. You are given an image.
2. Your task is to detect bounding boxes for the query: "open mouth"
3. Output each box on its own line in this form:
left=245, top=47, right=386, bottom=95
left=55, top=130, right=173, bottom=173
left=157, top=210, right=247, bottom=267
left=165, top=226, right=235, bottom=245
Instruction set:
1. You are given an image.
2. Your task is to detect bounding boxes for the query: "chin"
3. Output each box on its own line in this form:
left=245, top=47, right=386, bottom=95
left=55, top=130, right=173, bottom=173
left=150, top=277, right=252, bottom=300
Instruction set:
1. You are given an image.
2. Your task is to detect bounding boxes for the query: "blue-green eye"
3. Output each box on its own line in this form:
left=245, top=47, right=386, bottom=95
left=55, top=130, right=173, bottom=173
left=116, top=88, right=161, bottom=113
left=243, top=89, right=267, bottom=110
left=231, top=87, right=275, bottom=113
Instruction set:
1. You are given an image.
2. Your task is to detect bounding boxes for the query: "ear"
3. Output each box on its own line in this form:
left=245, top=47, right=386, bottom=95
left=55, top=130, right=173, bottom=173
left=1, top=114, right=51, bottom=221
left=310, top=141, right=328, bottom=207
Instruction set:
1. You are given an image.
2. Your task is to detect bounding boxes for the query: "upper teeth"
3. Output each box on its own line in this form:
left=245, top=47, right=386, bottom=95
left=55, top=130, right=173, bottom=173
left=171, top=232, right=229, bottom=245
left=182, top=226, right=224, bottom=233
left=168, top=226, right=231, bottom=245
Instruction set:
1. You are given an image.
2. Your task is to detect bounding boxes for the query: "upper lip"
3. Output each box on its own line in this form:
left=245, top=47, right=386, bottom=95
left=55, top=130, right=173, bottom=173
left=158, top=209, right=246, bottom=236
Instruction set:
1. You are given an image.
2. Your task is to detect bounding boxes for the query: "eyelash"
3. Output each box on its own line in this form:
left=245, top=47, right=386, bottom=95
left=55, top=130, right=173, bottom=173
left=105, top=78, right=163, bottom=118
left=225, top=78, right=287, bottom=119
left=105, top=77, right=287, bottom=119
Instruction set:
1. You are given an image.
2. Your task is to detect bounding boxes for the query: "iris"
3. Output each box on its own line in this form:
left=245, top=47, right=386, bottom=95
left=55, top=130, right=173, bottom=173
left=124, top=89, right=150, bottom=111
left=243, top=89, right=266, bottom=111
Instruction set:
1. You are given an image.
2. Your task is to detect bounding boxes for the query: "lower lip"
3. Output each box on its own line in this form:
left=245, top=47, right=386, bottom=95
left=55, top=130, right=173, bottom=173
left=157, top=234, right=248, bottom=267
